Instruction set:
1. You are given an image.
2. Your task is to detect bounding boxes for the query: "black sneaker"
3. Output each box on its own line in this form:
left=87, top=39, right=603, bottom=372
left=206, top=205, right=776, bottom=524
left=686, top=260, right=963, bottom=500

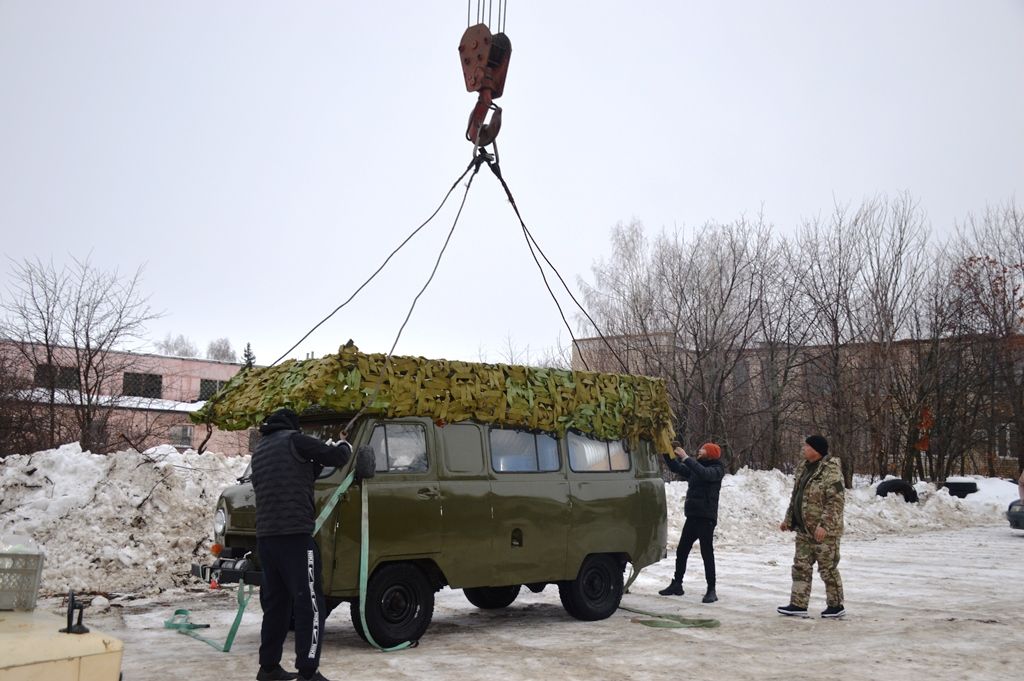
left=658, top=581, right=684, bottom=596
left=702, top=589, right=718, bottom=603
left=821, top=605, right=846, bottom=618
left=776, top=604, right=809, bottom=617
left=257, top=665, right=298, bottom=681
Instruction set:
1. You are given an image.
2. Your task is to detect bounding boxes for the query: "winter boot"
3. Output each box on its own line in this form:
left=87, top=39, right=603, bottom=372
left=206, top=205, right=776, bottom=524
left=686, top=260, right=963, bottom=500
left=256, top=665, right=298, bottom=681
left=701, top=588, right=718, bottom=603
left=821, top=604, right=846, bottom=618
left=658, top=580, right=684, bottom=596
left=776, top=604, right=809, bottom=617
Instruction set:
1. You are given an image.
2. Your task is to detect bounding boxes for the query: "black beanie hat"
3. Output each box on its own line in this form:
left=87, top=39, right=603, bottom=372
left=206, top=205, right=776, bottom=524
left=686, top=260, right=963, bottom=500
left=805, top=434, right=829, bottom=457
left=269, top=407, right=301, bottom=430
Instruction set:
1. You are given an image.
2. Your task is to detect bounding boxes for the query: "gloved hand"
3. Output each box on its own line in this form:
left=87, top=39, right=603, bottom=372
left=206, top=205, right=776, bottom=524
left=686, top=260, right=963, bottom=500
left=354, top=444, right=376, bottom=481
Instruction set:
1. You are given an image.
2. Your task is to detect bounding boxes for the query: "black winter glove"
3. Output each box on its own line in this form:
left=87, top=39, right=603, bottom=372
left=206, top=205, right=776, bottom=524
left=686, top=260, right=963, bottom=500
left=354, top=444, right=376, bottom=481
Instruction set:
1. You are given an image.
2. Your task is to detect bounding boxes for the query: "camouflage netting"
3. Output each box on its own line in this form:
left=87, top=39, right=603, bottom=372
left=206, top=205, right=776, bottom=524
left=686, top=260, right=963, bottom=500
left=192, top=342, right=675, bottom=453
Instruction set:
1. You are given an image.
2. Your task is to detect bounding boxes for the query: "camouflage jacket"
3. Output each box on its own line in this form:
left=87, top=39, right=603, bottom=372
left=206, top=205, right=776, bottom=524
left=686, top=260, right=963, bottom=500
left=785, top=455, right=845, bottom=538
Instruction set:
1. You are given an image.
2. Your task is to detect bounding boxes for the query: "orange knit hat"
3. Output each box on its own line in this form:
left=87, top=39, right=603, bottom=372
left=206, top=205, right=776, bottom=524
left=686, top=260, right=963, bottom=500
left=701, top=442, right=722, bottom=459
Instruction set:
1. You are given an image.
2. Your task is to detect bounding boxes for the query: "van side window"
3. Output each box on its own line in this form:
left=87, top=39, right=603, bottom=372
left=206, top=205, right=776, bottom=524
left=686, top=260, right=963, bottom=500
left=442, top=422, right=484, bottom=474
left=369, top=423, right=428, bottom=473
left=568, top=431, right=631, bottom=472
left=634, top=438, right=657, bottom=475
left=489, top=428, right=560, bottom=473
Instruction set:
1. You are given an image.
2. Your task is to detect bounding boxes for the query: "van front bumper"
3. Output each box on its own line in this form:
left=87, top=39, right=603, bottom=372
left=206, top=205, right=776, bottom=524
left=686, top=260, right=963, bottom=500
left=191, top=556, right=263, bottom=586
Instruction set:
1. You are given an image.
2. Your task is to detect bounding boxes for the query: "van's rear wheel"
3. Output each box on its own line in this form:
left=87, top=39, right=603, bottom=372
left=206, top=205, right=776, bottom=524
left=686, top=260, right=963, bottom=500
left=558, top=554, right=623, bottom=621
left=350, top=563, right=434, bottom=647
left=463, top=584, right=522, bottom=609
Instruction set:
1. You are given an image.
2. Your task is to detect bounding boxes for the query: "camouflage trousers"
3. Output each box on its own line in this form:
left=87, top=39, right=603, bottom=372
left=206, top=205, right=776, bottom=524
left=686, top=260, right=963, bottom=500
left=789, top=533, right=843, bottom=608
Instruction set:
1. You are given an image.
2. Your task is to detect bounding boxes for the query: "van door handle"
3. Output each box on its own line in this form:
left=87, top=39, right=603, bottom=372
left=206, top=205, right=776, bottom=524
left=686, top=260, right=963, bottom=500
left=417, top=488, right=439, bottom=499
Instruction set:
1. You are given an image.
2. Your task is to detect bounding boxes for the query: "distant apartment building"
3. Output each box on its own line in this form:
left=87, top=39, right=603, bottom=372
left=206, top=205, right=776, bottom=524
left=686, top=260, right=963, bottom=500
left=0, top=340, right=254, bottom=456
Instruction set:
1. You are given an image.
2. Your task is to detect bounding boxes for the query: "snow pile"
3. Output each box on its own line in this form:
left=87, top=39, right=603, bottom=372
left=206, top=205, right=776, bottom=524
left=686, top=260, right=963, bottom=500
left=665, top=468, right=1018, bottom=546
left=0, top=445, right=1018, bottom=595
left=0, top=443, right=248, bottom=595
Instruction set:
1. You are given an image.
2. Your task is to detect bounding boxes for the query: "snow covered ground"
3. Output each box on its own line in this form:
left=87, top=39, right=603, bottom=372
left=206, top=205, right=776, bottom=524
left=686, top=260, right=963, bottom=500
left=2, top=445, right=1022, bottom=680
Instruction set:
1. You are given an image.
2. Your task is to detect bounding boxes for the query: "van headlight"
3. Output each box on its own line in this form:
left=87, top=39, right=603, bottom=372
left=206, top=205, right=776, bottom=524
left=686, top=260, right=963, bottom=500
left=214, top=507, right=228, bottom=536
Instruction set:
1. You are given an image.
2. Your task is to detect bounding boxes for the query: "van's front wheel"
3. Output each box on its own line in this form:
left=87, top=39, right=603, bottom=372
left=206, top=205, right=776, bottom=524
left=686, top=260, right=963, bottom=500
left=558, top=554, right=623, bottom=621
left=463, top=584, right=522, bottom=609
left=350, top=563, right=434, bottom=647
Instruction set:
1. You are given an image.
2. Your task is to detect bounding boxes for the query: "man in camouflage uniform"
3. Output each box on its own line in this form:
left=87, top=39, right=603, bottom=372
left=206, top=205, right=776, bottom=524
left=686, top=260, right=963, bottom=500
left=777, top=435, right=846, bottom=618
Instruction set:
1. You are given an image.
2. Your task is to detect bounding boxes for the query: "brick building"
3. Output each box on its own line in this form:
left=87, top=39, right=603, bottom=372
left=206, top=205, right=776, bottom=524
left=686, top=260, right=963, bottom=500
left=1, top=340, right=254, bottom=456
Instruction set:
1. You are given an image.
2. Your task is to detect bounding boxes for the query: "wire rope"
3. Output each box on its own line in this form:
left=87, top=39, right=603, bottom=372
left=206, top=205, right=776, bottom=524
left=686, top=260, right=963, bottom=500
left=482, top=159, right=631, bottom=374
left=268, top=157, right=481, bottom=368
left=343, top=154, right=488, bottom=432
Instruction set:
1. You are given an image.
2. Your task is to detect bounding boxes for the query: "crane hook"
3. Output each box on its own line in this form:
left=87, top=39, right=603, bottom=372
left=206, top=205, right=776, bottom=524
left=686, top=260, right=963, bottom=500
left=458, top=23, right=511, bottom=146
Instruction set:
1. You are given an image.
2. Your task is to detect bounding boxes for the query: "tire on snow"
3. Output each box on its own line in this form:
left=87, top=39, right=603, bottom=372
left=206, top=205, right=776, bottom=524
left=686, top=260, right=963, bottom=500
left=558, top=554, right=624, bottom=621
left=349, top=562, right=434, bottom=647
left=940, top=480, right=978, bottom=498
left=875, top=478, right=919, bottom=503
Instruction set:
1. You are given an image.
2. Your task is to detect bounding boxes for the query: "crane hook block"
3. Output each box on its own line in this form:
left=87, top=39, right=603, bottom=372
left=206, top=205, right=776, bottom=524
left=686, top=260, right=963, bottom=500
left=459, top=23, right=512, bottom=145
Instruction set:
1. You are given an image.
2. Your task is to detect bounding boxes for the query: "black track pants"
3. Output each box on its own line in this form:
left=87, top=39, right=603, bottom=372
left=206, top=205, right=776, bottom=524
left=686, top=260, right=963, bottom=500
left=673, top=516, right=717, bottom=588
left=257, top=534, right=325, bottom=677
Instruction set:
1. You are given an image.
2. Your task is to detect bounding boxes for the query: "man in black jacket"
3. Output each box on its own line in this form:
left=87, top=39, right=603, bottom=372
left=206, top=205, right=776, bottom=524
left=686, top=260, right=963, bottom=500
left=251, top=408, right=352, bottom=681
left=658, top=442, right=725, bottom=603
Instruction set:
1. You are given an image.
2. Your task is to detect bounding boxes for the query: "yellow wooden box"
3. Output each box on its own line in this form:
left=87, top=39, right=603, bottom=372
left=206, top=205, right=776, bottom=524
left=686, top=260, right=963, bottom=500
left=0, top=610, right=122, bottom=681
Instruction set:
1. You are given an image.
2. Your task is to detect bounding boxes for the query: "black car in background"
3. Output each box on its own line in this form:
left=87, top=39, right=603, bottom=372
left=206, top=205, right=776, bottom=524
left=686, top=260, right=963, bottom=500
left=1008, top=499, right=1024, bottom=531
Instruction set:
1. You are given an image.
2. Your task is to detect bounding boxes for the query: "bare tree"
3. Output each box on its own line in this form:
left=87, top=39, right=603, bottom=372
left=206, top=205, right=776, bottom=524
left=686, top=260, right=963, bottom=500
left=579, top=217, right=768, bottom=466
left=206, top=337, right=237, bottom=363
left=572, top=197, right=1021, bottom=482
left=156, top=333, right=199, bottom=358
left=793, top=203, right=873, bottom=486
left=856, top=194, right=930, bottom=480
left=1, top=256, right=160, bottom=452
left=743, top=234, right=814, bottom=470
left=0, top=343, right=39, bottom=456
left=954, top=201, right=1024, bottom=477
left=1, top=257, right=70, bottom=448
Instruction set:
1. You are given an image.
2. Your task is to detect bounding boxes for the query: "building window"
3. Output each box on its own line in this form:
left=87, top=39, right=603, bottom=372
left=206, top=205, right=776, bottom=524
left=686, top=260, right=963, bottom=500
left=199, top=378, right=226, bottom=401
left=123, top=372, right=162, bottom=398
left=567, top=431, right=631, bottom=472
left=998, top=424, right=1013, bottom=459
left=489, top=428, right=560, bottom=473
left=169, top=424, right=194, bottom=448
left=33, top=364, right=80, bottom=390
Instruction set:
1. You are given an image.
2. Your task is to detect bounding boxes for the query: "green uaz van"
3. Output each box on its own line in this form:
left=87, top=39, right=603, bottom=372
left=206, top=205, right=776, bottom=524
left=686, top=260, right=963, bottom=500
left=191, top=345, right=672, bottom=647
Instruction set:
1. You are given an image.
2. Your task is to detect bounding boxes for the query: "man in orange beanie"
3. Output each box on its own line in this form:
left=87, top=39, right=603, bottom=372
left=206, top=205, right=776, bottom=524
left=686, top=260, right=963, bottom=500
left=658, top=441, right=725, bottom=603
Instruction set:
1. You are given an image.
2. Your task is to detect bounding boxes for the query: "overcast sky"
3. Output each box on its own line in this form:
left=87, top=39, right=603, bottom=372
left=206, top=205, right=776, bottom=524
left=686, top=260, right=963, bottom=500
left=2, top=1, right=1022, bottom=366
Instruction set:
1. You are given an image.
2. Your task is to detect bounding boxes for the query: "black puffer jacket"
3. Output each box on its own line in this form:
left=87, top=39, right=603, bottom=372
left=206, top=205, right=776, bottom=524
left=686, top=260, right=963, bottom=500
left=250, top=410, right=352, bottom=537
left=663, top=455, right=725, bottom=523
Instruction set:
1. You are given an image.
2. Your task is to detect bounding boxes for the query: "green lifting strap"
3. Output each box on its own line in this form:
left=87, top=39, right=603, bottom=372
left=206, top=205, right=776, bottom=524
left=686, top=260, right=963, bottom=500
left=168, top=468, right=356, bottom=654
left=314, top=469, right=355, bottom=534
left=623, top=564, right=642, bottom=593
left=163, top=577, right=255, bottom=651
left=357, top=482, right=415, bottom=652
left=169, top=464, right=420, bottom=654
left=618, top=603, right=720, bottom=629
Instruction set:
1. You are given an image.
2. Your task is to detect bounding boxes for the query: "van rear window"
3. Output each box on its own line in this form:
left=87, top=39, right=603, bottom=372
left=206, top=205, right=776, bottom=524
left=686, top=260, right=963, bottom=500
left=489, top=428, right=559, bottom=473
left=369, top=423, right=428, bottom=473
left=568, top=432, right=631, bottom=472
